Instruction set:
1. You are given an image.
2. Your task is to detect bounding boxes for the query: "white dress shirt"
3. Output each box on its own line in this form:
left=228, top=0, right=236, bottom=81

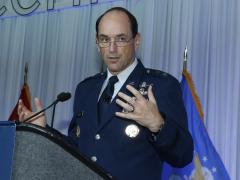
left=98, top=58, right=138, bottom=102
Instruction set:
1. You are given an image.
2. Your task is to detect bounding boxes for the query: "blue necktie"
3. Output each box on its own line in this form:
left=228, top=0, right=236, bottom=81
left=98, top=76, right=119, bottom=123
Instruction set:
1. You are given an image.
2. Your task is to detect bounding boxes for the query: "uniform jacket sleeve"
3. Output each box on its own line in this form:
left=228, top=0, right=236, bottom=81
left=149, top=76, right=193, bottom=167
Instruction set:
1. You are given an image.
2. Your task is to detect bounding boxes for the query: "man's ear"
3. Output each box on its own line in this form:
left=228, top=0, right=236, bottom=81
left=134, top=33, right=141, bottom=49
left=96, top=36, right=100, bottom=52
left=96, top=44, right=100, bottom=52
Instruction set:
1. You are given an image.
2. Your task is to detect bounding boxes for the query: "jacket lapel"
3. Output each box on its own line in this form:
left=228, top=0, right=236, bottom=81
left=84, top=73, right=106, bottom=128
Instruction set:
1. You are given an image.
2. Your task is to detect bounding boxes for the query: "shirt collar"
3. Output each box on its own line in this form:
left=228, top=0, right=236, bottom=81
left=106, top=58, right=138, bottom=84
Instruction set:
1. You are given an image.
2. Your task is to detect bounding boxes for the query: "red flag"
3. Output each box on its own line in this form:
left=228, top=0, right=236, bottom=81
left=8, top=83, right=32, bottom=121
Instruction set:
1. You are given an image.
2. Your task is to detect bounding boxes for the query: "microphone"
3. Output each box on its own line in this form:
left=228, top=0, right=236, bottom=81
left=56, top=92, right=71, bottom=102
left=22, top=92, right=71, bottom=123
left=51, top=92, right=71, bottom=128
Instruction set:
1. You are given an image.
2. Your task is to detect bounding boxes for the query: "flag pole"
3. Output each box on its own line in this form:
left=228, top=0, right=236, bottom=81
left=183, top=46, right=187, bottom=71
left=24, top=63, right=28, bottom=84
left=182, top=46, right=205, bottom=179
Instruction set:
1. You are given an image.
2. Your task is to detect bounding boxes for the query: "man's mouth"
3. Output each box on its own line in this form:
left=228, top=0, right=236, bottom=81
left=108, top=56, right=119, bottom=60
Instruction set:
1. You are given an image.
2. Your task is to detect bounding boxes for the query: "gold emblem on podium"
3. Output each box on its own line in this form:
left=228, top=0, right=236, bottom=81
left=76, top=125, right=80, bottom=137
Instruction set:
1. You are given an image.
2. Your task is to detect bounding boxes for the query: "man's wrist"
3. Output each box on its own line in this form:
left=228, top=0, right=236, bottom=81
left=149, top=121, right=165, bottom=142
left=148, top=114, right=165, bottom=133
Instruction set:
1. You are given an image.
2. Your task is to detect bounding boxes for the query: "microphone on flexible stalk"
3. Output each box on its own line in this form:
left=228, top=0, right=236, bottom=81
left=22, top=92, right=71, bottom=124
left=51, top=92, right=71, bottom=128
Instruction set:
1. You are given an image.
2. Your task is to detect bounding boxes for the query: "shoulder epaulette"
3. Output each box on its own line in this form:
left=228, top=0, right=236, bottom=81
left=81, top=72, right=105, bottom=83
left=145, top=68, right=169, bottom=78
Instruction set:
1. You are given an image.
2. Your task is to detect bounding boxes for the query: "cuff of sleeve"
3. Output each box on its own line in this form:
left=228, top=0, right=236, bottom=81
left=149, top=119, right=177, bottom=147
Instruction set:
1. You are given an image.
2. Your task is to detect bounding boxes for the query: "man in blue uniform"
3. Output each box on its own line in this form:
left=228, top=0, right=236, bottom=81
left=18, top=7, right=193, bottom=179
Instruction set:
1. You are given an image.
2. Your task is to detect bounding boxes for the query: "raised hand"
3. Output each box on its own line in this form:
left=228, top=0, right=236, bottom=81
left=115, top=85, right=165, bottom=133
left=18, top=98, right=46, bottom=127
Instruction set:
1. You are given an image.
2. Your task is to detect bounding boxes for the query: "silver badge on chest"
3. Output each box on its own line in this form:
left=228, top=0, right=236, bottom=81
left=139, top=82, right=153, bottom=96
left=125, top=124, right=140, bottom=138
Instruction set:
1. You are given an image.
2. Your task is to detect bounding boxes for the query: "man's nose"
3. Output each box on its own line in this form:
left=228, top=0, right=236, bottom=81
left=109, top=41, right=118, bottom=52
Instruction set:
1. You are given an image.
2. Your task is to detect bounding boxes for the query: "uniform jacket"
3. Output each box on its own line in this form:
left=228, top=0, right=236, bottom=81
left=68, top=60, right=193, bottom=180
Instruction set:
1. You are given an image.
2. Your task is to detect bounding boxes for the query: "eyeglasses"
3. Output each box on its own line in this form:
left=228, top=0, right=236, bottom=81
left=97, top=35, right=133, bottom=48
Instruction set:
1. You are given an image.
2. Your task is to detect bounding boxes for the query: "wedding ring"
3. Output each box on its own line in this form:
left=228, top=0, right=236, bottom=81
left=130, top=106, right=135, bottom=112
left=129, top=97, right=136, bottom=105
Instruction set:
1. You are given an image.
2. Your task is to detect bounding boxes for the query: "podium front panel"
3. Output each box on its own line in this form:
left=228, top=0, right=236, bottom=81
left=12, top=124, right=112, bottom=180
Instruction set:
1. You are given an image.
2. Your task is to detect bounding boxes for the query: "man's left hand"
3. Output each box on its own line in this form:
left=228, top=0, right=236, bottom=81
left=115, top=85, right=164, bottom=133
